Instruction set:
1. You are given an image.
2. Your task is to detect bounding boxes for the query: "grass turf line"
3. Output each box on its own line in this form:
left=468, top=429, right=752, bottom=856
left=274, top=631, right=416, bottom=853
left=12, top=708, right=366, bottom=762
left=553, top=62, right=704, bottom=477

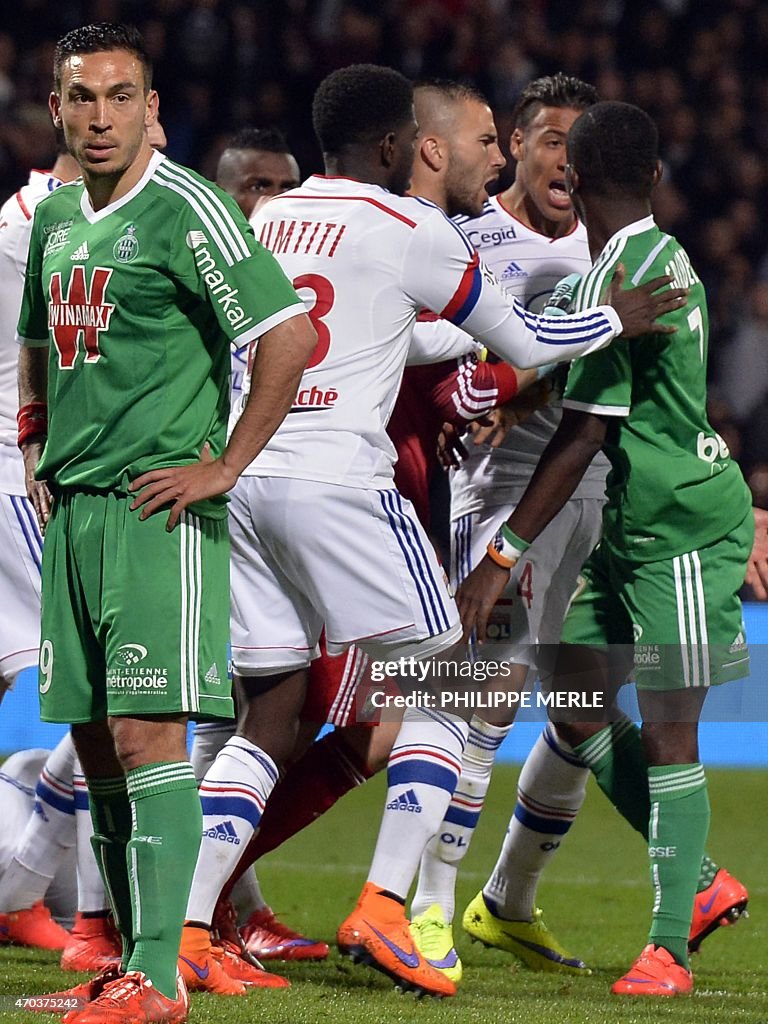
left=0, top=765, right=763, bottom=1024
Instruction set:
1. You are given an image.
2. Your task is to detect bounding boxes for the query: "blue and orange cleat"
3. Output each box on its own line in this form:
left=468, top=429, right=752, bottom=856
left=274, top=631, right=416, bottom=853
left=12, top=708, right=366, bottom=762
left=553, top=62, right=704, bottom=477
left=337, top=883, right=456, bottom=997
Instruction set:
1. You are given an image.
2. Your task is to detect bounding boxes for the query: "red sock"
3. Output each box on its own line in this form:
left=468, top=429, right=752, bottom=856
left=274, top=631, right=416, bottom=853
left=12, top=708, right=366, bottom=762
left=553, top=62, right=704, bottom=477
left=219, top=730, right=374, bottom=904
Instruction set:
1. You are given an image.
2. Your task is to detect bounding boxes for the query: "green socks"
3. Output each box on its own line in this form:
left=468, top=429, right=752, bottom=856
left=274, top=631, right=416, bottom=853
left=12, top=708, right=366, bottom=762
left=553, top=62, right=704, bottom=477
left=87, top=776, right=134, bottom=968
left=647, top=764, right=710, bottom=968
left=124, top=762, right=202, bottom=999
left=574, top=718, right=719, bottom=890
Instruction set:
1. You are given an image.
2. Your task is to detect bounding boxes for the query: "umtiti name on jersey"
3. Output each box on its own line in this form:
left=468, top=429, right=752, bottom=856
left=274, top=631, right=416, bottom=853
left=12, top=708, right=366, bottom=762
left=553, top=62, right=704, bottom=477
left=258, top=219, right=346, bottom=258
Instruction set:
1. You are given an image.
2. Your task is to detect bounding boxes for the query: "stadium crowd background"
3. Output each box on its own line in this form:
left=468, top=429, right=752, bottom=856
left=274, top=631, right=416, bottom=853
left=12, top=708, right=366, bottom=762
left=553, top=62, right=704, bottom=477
left=1, top=0, right=768, bottom=560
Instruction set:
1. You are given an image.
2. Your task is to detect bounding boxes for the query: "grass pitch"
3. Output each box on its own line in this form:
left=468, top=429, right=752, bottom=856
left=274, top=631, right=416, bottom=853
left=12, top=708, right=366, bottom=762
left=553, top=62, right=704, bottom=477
left=0, top=764, right=764, bottom=1024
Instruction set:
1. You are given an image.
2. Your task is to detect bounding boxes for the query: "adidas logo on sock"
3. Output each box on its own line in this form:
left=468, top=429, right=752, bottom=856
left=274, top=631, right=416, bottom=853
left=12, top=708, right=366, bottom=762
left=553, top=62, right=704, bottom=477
left=386, top=788, right=422, bottom=813
left=70, top=241, right=90, bottom=261
left=204, top=662, right=221, bottom=685
left=204, top=819, right=241, bottom=844
left=501, top=260, right=527, bottom=280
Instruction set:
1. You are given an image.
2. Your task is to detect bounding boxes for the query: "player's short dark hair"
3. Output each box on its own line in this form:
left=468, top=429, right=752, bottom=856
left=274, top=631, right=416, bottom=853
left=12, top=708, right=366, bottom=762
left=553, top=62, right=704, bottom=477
left=414, top=79, right=489, bottom=107
left=312, top=64, right=413, bottom=153
left=227, top=127, right=291, bottom=155
left=54, top=23, right=152, bottom=94
left=568, top=101, right=658, bottom=200
left=513, top=73, right=597, bottom=130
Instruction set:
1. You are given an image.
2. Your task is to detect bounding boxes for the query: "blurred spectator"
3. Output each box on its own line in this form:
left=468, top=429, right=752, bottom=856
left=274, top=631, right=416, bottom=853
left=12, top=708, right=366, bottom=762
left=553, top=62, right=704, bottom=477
left=0, top=0, right=767, bottom=527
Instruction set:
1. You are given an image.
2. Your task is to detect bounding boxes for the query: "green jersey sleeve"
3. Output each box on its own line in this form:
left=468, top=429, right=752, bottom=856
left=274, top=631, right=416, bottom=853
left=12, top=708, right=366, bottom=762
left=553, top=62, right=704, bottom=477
left=170, top=185, right=305, bottom=349
left=17, top=211, right=49, bottom=346
left=563, top=338, right=632, bottom=416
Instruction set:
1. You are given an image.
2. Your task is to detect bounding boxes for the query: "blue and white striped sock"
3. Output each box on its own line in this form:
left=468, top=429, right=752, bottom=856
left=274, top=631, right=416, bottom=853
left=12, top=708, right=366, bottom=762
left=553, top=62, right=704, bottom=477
left=185, top=736, right=278, bottom=925
left=0, top=734, right=76, bottom=912
left=483, top=724, right=589, bottom=921
left=368, top=707, right=468, bottom=900
left=412, top=716, right=512, bottom=920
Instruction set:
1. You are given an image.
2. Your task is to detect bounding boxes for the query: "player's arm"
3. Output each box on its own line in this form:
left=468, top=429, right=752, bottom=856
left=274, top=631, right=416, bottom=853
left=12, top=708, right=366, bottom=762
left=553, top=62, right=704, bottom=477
left=16, top=213, right=53, bottom=532
left=746, top=506, right=768, bottom=599
left=130, top=312, right=316, bottom=528
left=405, top=215, right=686, bottom=368
left=17, top=344, right=53, bottom=531
left=457, top=407, right=607, bottom=642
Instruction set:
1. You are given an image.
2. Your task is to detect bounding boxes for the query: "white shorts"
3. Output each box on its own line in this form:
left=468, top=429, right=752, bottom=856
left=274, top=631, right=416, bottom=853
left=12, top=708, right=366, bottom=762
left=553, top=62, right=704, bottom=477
left=230, top=477, right=461, bottom=675
left=0, top=492, right=42, bottom=683
left=451, top=497, right=604, bottom=668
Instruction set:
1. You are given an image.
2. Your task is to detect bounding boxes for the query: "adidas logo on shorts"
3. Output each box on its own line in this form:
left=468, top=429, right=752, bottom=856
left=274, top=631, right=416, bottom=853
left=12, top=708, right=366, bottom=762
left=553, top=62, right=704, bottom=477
left=204, top=820, right=240, bottom=844
left=386, top=788, right=422, bottom=813
left=204, top=663, right=221, bottom=685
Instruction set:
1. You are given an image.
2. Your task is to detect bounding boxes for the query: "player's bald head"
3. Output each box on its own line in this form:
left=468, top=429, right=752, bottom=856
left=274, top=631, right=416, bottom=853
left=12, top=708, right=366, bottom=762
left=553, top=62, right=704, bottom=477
left=414, top=80, right=490, bottom=137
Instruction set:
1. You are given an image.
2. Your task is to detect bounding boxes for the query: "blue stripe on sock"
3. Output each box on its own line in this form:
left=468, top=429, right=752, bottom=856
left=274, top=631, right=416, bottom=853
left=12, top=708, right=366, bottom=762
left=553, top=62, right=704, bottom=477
left=73, top=788, right=90, bottom=811
left=35, top=780, right=75, bottom=816
left=513, top=803, right=573, bottom=836
left=200, top=796, right=262, bottom=829
left=444, top=805, right=481, bottom=829
left=543, top=725, right=585, bottom=768
left=388, top=759, right=458, bottom=793
left=419, top=707, right=467, bottom=750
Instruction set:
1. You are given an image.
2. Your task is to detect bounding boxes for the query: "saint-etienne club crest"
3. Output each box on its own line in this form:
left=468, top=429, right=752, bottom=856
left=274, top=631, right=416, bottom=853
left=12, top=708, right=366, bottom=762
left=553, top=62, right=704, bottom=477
left=113, top=224, right=139, bottom=264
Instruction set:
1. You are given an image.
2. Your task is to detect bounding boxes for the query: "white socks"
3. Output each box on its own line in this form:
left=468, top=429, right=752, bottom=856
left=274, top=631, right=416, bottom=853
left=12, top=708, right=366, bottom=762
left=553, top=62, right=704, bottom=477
left=483, top=725, right=589, bottom=921
left=368, top=707, right=468, bottom=900
left=185, top=736, right=278, bottom=925
left=412, top=716, right=512, bottom=920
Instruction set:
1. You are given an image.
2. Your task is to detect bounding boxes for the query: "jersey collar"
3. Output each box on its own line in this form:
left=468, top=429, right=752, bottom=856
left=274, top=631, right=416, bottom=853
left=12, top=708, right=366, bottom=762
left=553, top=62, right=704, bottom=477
left=79, top=149, right=165, bottom=224
left=601, top=214, right=656, bottom=249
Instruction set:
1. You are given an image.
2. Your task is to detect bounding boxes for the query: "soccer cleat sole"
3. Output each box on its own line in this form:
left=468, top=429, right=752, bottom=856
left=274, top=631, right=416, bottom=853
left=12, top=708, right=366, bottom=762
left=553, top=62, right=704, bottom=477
left=689, top=899, right=749, bottom=954
left=338, top=944, right=447, bottom=999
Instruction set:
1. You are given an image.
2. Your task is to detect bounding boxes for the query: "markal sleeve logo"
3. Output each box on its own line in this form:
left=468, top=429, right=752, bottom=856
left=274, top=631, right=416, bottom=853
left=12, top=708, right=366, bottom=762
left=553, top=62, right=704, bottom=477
left=115, top=643, right=148, bottom=665
left=186, top=229, right=254, bottom=330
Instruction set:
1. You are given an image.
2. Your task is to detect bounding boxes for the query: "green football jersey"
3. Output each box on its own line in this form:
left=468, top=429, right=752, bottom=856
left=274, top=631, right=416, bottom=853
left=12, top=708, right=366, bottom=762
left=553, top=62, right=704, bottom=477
left=18, top=151, right=303, bottom=512
left=564, top=215, right=750, bottom=562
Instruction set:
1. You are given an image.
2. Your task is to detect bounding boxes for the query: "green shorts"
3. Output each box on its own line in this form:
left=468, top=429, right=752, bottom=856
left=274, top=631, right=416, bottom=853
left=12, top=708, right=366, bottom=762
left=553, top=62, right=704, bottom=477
left=560, top=513, right=753, bottom=690
left=39, top=490, right=234, bottom=723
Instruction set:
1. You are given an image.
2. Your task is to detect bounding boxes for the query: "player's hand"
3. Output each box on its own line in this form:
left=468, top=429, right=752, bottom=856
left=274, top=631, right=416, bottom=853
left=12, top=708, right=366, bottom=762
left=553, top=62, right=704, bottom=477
left=129, top=445, right=238, bottom=531
left=437, top=422, right=469, bottom=470
left=21, top=439, right=53, bottom=533
left=603, top=264, right=687, bottom=337
left=745, top=506, right=768, bottom=599
left=470, top=382, right=553, bottom=448
left=456, top=554, right=511, bottom=644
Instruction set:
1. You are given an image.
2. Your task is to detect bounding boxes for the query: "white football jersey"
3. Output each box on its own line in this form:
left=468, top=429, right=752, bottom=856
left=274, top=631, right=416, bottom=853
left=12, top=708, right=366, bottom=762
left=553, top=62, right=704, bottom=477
left=450, top=195, right=611, bottom=517
left=0, top=171, right=64, bottom=494
left=239, top=176, right=621, bottom=488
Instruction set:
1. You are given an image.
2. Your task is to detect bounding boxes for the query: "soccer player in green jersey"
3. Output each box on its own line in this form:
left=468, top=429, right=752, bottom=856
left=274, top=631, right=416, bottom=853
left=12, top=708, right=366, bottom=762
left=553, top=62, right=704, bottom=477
left=16, top=22, right=315, bottom=1023
left=457, top=101, right=753, bottom=998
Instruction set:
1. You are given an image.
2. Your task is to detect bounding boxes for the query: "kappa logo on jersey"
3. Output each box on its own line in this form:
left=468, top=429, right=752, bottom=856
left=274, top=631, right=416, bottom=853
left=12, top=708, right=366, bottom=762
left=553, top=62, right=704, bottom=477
left=186, top=230, right=254, bottom=330
left=501, top=260, right=528, bottom=281
left=386, top=789, right=422, bottom=813
left=48, top=266, right=115, bottom=369
left=115, top=643, right=148, bottom=666
left=70, top=240, right=90, bottom=261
